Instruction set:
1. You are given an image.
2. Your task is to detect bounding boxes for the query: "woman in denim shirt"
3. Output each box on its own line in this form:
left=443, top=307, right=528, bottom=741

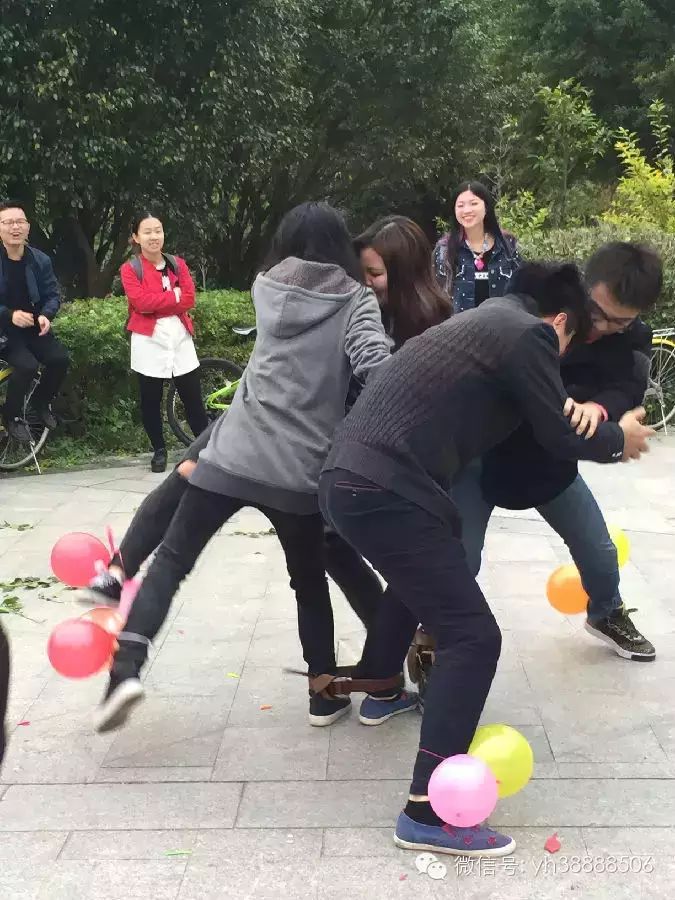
left=433, top=181, right=521, bottom=313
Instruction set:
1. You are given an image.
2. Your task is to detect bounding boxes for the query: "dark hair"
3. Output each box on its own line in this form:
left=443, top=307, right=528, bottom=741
left=585, top=242, right=663, bottom=312
left=0, top=199, right=27, bottom=216
left=443, top=181, right=509, bottom=280
left=129, top=210, right=163, bottom=255
left=510, top=261, right=592, bottom=343
left=263, top=202, right=362, bottom=282
left=355, top=216, right=452, bottom=345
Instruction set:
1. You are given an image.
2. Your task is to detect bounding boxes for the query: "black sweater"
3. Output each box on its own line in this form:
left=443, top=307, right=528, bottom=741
left=324, top=295, right=624, bottom=524
left=481, top=319, right=651, bottom=509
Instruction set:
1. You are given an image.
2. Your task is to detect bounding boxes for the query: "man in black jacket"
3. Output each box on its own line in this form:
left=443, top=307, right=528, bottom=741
left=460, top=243, right=662, bottom=662
left=319, top=262, right=652, bottom=858
left=0, top=201, right=69, bottom=442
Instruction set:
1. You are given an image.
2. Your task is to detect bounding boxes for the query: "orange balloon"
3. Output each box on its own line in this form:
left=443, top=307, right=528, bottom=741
left=81, top=607, right=124, bottom=636
left=546, top=564, right=589, bottom=615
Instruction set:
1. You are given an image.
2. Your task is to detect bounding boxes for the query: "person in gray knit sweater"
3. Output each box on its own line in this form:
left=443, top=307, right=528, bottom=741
left=94, top=202, right=392, bottom=733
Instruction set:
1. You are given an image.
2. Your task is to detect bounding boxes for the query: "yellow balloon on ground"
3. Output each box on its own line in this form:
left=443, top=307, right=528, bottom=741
left=609, top=526, right=630, bottom=568
left=546, top=564, right=588, bottom=615
left=469, top=724, right=534, bottom=798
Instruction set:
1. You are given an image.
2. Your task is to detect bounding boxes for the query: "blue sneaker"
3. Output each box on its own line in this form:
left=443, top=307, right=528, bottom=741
left=358, top=691, right=419, bottom=726
left=394, top=811, right=515, bottom=857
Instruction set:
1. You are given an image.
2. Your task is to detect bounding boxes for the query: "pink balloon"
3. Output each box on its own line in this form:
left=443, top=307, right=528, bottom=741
left=118, top=577, right=141, bottom=622
left=428, top=754, right=498, bottom=827
left=51, top=532, right=111, bottom=588
left=47, top=618, right=115, bottom=679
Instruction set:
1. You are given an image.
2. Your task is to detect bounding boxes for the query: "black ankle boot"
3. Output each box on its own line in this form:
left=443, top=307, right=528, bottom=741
left=151, top=448, right=167, bottom=472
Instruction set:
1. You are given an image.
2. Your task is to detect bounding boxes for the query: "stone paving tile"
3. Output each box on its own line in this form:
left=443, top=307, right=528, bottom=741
left=179, top=859, right=320, bottom=900
left=213, top=724, right=329, bottom=781
left=0, top=783, right=243, bottom=830
left=0, top=830, right=68, bottom=861
left=36, top=859, right=187, bottom=900
left=94, top=766, right=214, bottom=783
left=62, top=826, right=323, bottom=860
left=101, top=695, right=231, bottom=768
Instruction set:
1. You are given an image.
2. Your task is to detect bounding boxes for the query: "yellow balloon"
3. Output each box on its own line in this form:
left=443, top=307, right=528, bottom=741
left=469, top=724, right=534, bottom=799
left=609, top=527, right=630, bottom=568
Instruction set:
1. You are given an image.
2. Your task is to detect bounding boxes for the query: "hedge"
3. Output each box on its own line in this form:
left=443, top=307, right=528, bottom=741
left=45, top=224, right=675, bottom=466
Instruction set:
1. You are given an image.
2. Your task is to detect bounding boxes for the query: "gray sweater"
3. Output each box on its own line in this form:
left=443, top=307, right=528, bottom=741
left=190, top=257, right=392, bottom=513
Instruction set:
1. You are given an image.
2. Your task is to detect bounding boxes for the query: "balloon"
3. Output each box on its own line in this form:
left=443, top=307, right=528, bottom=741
left=469, top=724, right=534, bottom=798
left=428, top=754, right=498, bottom=827
left=51, top=532, right=111, bottom=588
left=81, top=606, right=124, bottom=636
left=609, top=526, right=630, bottom=568
left=47, top=618, right=115, bottom=679
left=546, top=564, right=588, bottom=615
left=118, top=577, right=141, bottom=622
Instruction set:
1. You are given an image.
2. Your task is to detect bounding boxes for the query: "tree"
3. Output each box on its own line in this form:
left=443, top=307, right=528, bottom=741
left=0, top=0, right=306, bottom=296
left=530, top=80, right=607, bottom=226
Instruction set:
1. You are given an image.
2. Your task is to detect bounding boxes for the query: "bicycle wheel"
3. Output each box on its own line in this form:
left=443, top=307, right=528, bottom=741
left=644, top=337, right=675, bottom=430
left=166, top=357, right=244, bottom=446
left=0, top=374, right=50, bottom=471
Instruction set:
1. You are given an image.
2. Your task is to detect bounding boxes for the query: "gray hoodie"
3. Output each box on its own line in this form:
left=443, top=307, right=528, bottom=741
left=190, top=257, right=392, bottom=513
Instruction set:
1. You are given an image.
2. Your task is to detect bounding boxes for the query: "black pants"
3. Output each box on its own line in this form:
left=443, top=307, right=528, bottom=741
left=114, top=436, right=382, bottom=629
left=3, top=328, right=70, bottom=420
left=137, top=368, right=208, bottom=452
left=0, top=621, right=9, bottom=766
left=121, top=484, right=339, bottom=675
left=320, top=469, right=502, bottom=795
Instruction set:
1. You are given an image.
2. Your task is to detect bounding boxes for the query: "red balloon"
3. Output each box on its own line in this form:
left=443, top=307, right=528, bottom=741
left=47, top=618, right=115, bottom=679
left=50, top=532, right=111, bottom=588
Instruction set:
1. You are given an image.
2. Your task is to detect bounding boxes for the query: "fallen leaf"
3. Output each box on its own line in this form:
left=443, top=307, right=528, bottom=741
left=165, top=849, right=193, bottom=857
left=260, top=704, right=272, bottom=710
left=17, top=720, right=30, bottom=726
left=226, top=672, right=240, bottom=679
left=544, top=833, right=561, bottom=854
left=399, top=874, right=408, bottom=881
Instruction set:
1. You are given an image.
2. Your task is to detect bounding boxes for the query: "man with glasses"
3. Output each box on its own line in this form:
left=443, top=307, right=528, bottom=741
left=454, top=242, right=662, bottom=661
left=0, top=201, right=69, bottom=442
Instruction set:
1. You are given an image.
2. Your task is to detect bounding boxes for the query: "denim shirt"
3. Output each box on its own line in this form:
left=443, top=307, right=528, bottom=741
left=433, top=233, right=521, bottom=313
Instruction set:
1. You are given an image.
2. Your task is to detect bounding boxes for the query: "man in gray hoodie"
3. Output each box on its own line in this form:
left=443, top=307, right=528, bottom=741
left=94, top=203, right=392, bottom=734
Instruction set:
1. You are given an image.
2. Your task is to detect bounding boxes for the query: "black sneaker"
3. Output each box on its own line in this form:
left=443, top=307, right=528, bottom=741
left=93, top=673, right=145, bottom=733
left=78, top=571, right=123, bottom=607
left=4, top=417, right=32, bottom=443
left=308, top=691, right=351, bottom=727
left=151, top=448, right=167, bottom=473
left=34, top=404, right=58, bottom=430
left=585, top=607, right=656, bottom=661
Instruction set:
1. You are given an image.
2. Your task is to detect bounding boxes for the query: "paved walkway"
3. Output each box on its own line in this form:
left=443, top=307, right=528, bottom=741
left=1, top=439, right=675, bottom=899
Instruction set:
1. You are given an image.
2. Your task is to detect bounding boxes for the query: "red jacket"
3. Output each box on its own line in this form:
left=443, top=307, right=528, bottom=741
left=120, top=255, right=196, bottom=337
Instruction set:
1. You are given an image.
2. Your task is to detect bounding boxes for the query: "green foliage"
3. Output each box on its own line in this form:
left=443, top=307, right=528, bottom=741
left=530, top=80, right=607, bottom=226
left=497, top=191, right=550, bottom=240
left=603, top=101, right=675, bottom=233
left=47, top=290, right=253, bottom=466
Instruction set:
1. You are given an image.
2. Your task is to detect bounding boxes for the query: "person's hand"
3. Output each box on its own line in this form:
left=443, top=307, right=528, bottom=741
left=11, top=310, right=34, bottom=328
left=37, top=315, right=51, bottom=336
left=564, top=397, right=605, bottom=439
left=618, top=407, right=655, bottom=461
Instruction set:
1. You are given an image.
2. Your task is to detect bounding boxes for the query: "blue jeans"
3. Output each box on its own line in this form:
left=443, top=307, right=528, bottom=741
left=452, top=462, right=622, bottom=622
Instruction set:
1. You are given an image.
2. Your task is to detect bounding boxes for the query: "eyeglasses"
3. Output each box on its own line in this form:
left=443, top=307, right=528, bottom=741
left=0, top=218, right=29, bottom=227
left=588, top=298, right=636, bottom=331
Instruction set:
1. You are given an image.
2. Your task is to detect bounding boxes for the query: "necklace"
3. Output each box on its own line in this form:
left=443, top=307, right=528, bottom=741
left=465, top=233, right=490, bottom=270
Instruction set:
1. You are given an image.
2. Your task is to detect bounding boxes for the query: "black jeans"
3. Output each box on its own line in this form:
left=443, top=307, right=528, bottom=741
left=137, top=368, right=208, bottom=452
left=0, top=621, right=9, bottom=766
left=320, top=469, right=502, bottom=795
left=3, top=328, right=70, bottom=419
left=115, top=450, right=382, bottom=630
left=121, top=484, right=338, bottom=675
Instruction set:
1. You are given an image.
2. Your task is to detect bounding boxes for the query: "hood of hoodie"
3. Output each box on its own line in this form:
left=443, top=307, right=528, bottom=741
left=253, top=257, right=364, bottom=339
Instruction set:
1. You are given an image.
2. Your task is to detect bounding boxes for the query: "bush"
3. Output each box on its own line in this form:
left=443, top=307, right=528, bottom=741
left=521, top=223, right=675, bottom=329
left=48, top=289, right=253, bottom=466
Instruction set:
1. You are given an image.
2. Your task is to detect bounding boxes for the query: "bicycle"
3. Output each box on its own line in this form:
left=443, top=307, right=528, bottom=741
left=644, top=328, right=675, bottom=432
left=0, top=358, right=50, bottom=472
left=166, top=326, right=254, bottom=446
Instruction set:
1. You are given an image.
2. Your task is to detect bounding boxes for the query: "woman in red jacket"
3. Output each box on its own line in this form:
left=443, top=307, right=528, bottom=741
left=121, top=212, right=208, bottom=471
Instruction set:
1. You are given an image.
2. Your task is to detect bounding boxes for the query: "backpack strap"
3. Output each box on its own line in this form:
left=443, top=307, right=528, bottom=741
left=164, top=254, right=180, bottom=276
